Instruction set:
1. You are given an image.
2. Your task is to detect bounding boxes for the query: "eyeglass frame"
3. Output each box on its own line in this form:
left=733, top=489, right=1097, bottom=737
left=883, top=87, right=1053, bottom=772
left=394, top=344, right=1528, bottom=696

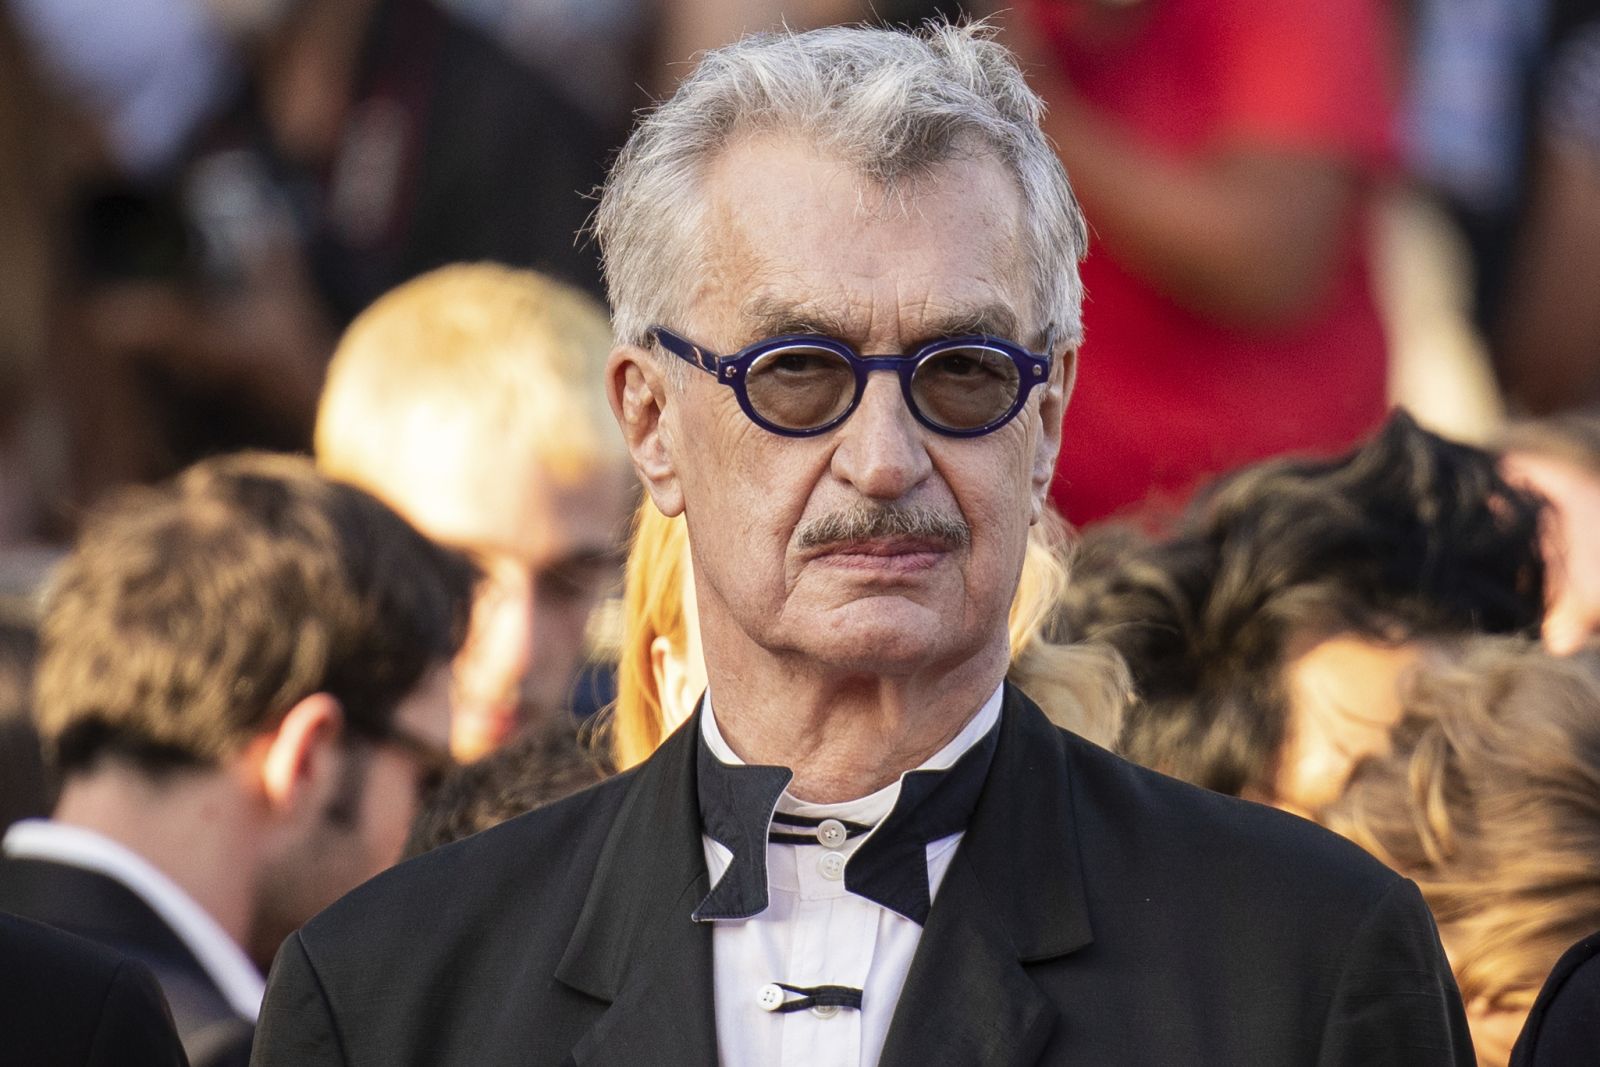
left=648, top=325, right=1057, bottom=439
left=348, top=717, right=457, bottom=801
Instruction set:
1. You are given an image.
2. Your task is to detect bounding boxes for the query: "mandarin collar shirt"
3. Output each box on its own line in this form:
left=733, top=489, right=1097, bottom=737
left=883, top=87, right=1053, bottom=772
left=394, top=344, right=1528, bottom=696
left=697, top=684, right=1003, bottom=1067
left=2, top=818, right=265, bottom=1020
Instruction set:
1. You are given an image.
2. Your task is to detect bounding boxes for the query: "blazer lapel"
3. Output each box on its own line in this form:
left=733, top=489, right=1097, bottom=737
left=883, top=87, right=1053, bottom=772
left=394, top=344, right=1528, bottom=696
left=555, top=715, right=719, bottom=1066
left=877, top=685, right=1094, bottom=1067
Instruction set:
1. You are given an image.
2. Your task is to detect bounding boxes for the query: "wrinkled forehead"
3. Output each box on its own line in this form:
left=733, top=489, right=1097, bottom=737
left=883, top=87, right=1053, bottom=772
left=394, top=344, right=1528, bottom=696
left=686, top=135, right=1034, bottom=350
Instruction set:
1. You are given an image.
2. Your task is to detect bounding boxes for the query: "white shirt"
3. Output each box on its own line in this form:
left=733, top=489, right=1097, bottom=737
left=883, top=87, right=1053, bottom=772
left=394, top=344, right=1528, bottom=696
left=699, top=685, right=1004, bottom=1067
left=3, top=819, right=265, bottom=1021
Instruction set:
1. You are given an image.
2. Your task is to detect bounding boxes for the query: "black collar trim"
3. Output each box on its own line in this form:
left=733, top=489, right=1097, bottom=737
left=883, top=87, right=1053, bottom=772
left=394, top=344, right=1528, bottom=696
left=692, top=714, right=1002, bottom=925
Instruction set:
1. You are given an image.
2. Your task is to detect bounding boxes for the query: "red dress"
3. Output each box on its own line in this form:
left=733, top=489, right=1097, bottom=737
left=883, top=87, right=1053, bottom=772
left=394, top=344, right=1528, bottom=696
left=1033, top=0, right=1398, bottom=525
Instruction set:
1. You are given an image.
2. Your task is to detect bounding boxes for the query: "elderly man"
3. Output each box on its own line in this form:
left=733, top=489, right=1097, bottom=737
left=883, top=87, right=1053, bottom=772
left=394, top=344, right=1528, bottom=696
left=253, top=23, right=1473, bottom=1066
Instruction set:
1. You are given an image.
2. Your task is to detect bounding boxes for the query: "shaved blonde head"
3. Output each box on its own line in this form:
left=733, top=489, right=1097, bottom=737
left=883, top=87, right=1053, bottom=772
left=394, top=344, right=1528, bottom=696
left=315, top=264, right=635, bottom=756
left=316, top=263, right=624, bottom=490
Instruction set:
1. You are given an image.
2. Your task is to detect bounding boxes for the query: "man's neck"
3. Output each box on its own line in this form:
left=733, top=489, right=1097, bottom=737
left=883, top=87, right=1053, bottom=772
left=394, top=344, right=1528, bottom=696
left=704, top=653, right=1008, bottom=803
left=51, top=764, right=263, bottom=950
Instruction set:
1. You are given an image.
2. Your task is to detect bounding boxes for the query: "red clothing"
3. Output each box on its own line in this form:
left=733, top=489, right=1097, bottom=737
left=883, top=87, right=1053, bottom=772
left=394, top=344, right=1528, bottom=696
left=1034, top=0, right=1397, bottom=525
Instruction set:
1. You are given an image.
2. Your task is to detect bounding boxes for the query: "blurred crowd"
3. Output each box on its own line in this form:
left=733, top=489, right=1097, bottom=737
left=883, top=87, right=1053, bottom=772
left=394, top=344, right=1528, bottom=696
left=1, top=1, right=1599, bottom=1065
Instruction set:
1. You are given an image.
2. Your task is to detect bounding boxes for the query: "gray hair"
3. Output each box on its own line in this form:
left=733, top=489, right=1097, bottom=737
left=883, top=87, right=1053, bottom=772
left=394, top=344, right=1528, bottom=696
left=593, top=20, right=1088, bottom=357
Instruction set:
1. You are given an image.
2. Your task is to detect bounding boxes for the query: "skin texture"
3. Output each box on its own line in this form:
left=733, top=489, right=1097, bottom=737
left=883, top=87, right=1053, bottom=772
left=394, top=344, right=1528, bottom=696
left=608, top=135, right=1068, bottom=802
left=355, top=421, right=633, bottom=760
left=1275, top=634, right=1419, bottom=817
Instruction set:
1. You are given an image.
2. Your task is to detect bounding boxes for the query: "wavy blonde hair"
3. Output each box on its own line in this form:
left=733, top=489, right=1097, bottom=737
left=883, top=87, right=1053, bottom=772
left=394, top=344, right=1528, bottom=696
left=609, top=502, right=693, bottom=770
left=607, top=503, right=1128, bottom=769
left=1325, top=637, right=1600, bottom=1011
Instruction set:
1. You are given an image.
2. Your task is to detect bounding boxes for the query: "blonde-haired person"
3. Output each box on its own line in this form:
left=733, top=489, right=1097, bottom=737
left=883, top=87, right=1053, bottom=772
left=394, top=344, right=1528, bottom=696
left=1325, top=638, right=1600, bottom=1067
left=316, top=264, right=635, bottom=761
left=609, top=501, right=1128, bottom=769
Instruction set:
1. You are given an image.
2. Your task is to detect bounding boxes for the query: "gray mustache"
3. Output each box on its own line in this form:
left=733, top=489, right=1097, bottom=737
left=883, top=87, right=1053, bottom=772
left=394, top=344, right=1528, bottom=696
left=795, top=503, right=971, bottom=551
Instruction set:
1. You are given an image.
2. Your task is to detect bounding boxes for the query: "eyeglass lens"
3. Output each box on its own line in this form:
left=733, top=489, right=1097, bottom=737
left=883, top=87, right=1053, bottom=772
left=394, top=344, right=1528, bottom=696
left=745, top=346, right=858, bottom=431
left=743, top=343, right=1022, bottom=432
left=910, top=346, right=1021, bottom=431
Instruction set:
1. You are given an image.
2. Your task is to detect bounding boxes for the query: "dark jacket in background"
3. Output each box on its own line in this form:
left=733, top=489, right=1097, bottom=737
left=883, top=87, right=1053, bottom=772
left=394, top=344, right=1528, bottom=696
left=252, top=686, right=1474, bottom=1066
left=0, top=858, right=252, bottom=1067
left=1511, top=930, right=1600, bottom=1066
left=0, top=909, right=189, bottom=1067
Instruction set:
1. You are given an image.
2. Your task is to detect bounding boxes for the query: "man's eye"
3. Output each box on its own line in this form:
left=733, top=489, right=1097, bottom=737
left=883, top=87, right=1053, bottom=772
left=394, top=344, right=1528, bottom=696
left=926, top=349, right=1009, bottom=379
left=767, top=350, right=842, bottom=376
left=537, top=562, right=614, bottom=603
left=935, top=354, right=981, bottom=376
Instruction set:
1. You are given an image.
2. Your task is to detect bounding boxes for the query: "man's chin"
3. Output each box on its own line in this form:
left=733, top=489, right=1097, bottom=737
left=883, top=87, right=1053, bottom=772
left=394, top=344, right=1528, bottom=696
left=794, top=601, right=958, bottom=672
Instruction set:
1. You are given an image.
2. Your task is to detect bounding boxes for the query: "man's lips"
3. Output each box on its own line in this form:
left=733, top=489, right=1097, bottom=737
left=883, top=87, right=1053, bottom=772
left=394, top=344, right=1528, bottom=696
left=808, top=536, right=953, bottom=572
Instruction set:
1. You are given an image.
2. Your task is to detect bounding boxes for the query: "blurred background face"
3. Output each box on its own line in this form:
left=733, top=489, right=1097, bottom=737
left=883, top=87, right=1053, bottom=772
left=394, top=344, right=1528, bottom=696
left=1457, top=983, right=1530, bottom=1067
left=359, top=423, right=631, bottom=761
left=1272, top=633, right=1419, bottom=816
left=249, top=664, right=452, bottom=966
left=344, top=664, right=454, bottom=876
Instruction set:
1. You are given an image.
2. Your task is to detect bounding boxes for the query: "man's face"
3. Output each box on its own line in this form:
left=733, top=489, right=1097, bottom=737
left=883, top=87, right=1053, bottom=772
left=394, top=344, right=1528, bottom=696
left=344, top=664, right=456, bottom=874
left=249, top=666, right=455, bottom=967
left=627, top=136, right=1065, bottom=682
left=367, top=432, right=633, bottom=760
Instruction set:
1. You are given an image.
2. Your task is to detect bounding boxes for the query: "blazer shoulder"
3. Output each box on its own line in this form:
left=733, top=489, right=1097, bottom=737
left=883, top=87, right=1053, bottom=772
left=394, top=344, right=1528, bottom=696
left=1512, top=930, right=1600, bottom=1066
left=0, top=913, right=189, bottom=1067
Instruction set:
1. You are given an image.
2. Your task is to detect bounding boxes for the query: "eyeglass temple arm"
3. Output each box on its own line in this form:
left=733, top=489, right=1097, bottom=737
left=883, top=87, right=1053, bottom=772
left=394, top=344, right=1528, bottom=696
left=651, top=328, right=720, bottom=375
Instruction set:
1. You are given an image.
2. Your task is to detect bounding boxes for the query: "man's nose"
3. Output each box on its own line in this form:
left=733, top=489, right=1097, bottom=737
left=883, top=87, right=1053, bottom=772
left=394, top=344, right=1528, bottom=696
left=830, top=371, right=932, bottom=500
left=475, top=578, right=539, bottom=681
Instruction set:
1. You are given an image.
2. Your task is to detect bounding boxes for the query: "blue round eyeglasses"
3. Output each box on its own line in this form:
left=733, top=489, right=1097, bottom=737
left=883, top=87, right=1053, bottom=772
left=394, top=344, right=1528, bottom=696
left=649, top=325, right=1054, bottom=439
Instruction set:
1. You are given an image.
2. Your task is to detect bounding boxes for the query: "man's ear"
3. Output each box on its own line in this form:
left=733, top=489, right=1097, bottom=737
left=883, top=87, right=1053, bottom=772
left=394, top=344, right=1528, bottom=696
left=650, top=635, right=697, bottom=733
left=258, top=693, right=345, bottom=816
left=1030, top=348, right=1074, bottom=523
left=607, top=345, right=684, bottom=518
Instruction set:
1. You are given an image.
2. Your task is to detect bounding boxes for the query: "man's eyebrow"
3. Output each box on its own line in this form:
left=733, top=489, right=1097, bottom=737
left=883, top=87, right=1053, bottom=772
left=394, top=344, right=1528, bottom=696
left=741, top=297, right=1026, bottom=347
left=542, top=547, right=626, bottom=573
left=918, top=305, right=1022, bottom=344
left=741, top=296, right=857, bottom=341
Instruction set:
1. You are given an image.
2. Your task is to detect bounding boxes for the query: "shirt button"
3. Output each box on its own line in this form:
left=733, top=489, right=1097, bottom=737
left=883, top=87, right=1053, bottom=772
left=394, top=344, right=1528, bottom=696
left=818, top=851, right=846, bottom=880
left=812, top=1003, right=840, bottom=1019
left=757, top=983, right=785, bottom=1012
left=816, top=819, right=848, bottom=849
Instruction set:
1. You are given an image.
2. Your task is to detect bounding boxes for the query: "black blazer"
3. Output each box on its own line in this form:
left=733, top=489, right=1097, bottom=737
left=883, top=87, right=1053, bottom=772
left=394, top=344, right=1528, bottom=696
left=0, top=909, right=189, bottom=1067
left=1510, top=930, right=1600, bottom=1066
left=252, top=686, right=1473, bottom=1066
left=0, top=857, right=253, bottom=1067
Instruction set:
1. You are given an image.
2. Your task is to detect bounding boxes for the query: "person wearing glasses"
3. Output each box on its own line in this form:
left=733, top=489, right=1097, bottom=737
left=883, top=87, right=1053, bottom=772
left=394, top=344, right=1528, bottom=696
left=254, top=22, right=1472, bottom=1066
left=0, top=452, right=471, bottom=1067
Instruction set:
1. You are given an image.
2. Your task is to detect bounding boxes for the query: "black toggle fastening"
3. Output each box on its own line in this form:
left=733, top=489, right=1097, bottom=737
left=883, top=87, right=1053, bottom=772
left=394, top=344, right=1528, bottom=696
left=771, top=983, right=864, bottom=1013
